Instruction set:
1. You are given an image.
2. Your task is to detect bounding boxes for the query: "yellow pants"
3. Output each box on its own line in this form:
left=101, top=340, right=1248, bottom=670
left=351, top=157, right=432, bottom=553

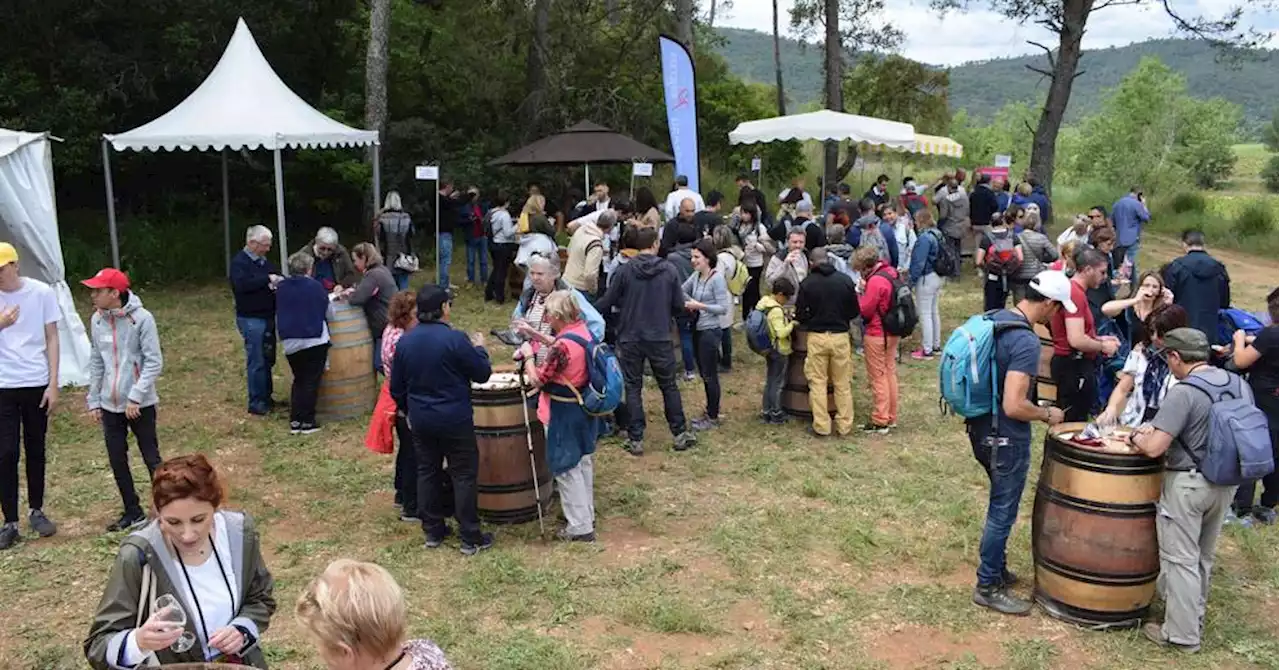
left=803, top=331, right=854, bottom=436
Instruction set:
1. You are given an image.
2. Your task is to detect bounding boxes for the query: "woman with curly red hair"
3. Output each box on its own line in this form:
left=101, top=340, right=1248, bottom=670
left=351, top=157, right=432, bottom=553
left=85, top=454, right=276, bottom=668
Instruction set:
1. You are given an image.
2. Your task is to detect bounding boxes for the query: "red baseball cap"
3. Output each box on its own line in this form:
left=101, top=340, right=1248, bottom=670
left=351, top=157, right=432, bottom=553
left=82, top=268, right=130, bottom=292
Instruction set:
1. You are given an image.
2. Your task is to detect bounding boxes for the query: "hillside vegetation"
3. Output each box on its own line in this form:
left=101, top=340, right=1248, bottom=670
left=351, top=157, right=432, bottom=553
left=713, top=28, right=1279, bottom=138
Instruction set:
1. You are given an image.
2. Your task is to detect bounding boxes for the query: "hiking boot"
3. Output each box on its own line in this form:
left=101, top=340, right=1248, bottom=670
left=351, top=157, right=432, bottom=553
left=691, top=415, right=719, bottom=432
left=806, top=426, right=830, bottom=438
left=910, top=349, right=934, bottom=361
left=293, top=422, right=321, bottom=435
left=28, top=509, right=56, bottom=538
left=682, top=371, right=696, bottom=382
left=400, top=512, right=421, bottom=523
left=423, top=525, right=452, bottom=549
left=1253, top=507, right=1278, bottom=525
left=1002, top=568, right=1019, bottom=587
left=1224, top=509, right=1255, bottom=528
left=861, top=422, right=890, bottom=435
left=972, top=584, right=1032, bottom=616
left=106, top=510, right=148, bottom=533
left=460, top=532, right=495, bottom=556
left=1141, top=622, right=1200, bottom=654
left=673, top=431, right=697, bottom=451
left=622, top=439, right=645, bottom=456
left=0, top=523, right=17, bottom=550
left=556, top=528, right=596, bottom=543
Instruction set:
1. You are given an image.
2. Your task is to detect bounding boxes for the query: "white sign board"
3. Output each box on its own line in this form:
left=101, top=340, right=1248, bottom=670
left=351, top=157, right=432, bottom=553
left=632, top=162, right=653, bottom=177
left=414, top=165, right=439, bottom=181
left=853, top=156, right=866, bottom=171
left=993, top=154, right=1012, bottom=168
left=751, top=157, right=762, bottom=172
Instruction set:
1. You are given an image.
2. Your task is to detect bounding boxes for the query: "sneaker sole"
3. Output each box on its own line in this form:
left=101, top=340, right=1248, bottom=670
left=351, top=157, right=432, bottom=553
left=460, top=544, right=493, bottom=556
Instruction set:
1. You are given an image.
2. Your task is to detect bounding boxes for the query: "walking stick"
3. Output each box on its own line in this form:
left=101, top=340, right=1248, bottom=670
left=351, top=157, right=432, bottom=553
left=517, top=362, right=547, bottom=536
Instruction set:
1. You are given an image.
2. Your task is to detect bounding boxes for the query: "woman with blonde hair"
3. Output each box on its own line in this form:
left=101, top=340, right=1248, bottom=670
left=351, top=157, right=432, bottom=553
left=519, top=290, right=600, bottom=542
left=296, top=559, right=451, bottom=669
left=376, top=191, right=415, bottom=291
left=86, top=454, right=276, bottom=668
left=514, top=195, right=558, bottom=290
left=907, top=208, right=945, bottom=359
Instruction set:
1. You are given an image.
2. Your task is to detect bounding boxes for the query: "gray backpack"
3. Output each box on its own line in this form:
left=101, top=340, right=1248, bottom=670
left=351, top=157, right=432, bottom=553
left=1180, top=372, right=1275, bottom=486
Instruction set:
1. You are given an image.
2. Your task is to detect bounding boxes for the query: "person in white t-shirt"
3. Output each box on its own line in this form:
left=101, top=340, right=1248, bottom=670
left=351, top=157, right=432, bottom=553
left=0, top=242, right=61, bottom=550
left=662, top=175, right=704, bottom=221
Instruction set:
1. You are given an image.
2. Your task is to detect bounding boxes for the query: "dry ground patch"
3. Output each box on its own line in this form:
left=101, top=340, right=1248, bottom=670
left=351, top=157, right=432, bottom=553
left=0, top=236, right=1274, bottom=669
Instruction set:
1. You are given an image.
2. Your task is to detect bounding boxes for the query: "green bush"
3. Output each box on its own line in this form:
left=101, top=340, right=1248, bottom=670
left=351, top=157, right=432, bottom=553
left=1233, top=199, right=1278, bottom=237
left=1171, top=192, right=1207, bottom=214
left=1264, top=154, right=1279, bottom=192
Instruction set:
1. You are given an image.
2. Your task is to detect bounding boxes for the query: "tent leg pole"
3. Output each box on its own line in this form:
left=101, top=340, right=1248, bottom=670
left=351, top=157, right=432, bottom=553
left=222, top=149, right=231, bottom=277
left=102, top=139, right=121, bottom=269
left=584, top=164, right=590, bottom=202
left=435, top=179, right=441, bottom=288
left=273, top=147, right=288, bottom=275
left=372, top=144, right=381, bottom=239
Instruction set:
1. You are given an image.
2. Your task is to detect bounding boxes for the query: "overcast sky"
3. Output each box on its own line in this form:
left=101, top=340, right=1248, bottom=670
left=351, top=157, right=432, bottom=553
left=718, top=0, right=1280, bottom=66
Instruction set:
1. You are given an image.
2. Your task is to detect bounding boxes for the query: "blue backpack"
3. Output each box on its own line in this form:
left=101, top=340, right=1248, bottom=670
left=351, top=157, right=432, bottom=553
left=745, top=306, right=780, bottom=355
left=557, top=333, right=624, bottom=416
left=939, top=312, right=1032, bottom=420
left=1217, top=307, right=1265, bottom=346
left=1179, top=372, right=1275, bottom=486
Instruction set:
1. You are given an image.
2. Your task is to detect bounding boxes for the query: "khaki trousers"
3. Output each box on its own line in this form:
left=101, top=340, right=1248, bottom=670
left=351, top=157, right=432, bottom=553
left=803, top=331, right=854, bottom=436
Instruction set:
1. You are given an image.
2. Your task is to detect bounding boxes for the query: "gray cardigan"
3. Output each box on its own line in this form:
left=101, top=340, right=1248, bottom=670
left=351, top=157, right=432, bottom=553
left=1015, top=229, right=1060, bottom=281
left=682, top=270, right=731, bottom=331
left=348, top=263, right=398, bottom=335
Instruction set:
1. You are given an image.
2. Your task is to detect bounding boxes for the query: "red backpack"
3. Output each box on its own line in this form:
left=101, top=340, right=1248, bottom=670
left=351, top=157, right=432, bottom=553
left=984, top=229, right=1022, bottom=277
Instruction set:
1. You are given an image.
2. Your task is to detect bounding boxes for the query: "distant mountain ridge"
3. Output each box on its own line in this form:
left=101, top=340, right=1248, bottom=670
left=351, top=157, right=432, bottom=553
left=711, top=28, right=1279, bottom=137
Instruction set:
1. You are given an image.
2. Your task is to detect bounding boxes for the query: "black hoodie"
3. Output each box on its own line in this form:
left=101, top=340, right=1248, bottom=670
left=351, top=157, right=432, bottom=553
left=795, top=262, right=858, bottom=333
left=595, top=253, right=686, bottom=343
left=1163, top=249, right=1231, bottom=344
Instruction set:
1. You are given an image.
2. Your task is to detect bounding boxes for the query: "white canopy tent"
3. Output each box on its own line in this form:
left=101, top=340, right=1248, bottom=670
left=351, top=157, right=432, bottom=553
left=0, top=129, right=93, bottom=387
left=102, top=17, right=380, bottom=273
left=729, top=110, right=917, bottom=190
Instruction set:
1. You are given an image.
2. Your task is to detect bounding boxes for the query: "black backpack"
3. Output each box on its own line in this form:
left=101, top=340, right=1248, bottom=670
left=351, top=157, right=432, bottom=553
left=876, top=270, right=918, bottom=337
left=928, top=228, right=959, bottom=278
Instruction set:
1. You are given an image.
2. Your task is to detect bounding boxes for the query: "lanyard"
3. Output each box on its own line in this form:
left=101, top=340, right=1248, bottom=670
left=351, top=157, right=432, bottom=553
left=173, top=535, right=237, bottom=650
left=382, top=651, right=406, bottom=670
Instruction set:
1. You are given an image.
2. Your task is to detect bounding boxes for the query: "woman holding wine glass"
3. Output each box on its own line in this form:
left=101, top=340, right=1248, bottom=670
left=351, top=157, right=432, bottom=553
left=85, top=454, right=276, bottom=668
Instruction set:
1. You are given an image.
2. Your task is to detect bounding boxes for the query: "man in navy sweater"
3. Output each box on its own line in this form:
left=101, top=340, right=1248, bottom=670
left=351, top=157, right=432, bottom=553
left=228, top=225, right=282, bottom=415
left=391, top=285, right=495, bottom=556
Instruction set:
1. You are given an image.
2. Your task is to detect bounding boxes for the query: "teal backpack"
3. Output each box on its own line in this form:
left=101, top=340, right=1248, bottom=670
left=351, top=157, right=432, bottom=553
left=939, top=311, right=1031, bottom=420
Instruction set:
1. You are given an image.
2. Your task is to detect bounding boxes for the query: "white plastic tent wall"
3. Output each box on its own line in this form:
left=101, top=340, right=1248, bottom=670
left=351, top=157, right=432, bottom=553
left=0, top=129, right=93, bottom=387
left=102, top=17, right=380, bottom=274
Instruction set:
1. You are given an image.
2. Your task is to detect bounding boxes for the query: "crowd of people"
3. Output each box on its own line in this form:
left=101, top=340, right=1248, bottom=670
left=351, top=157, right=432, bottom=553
left=0, top=162, right=1274, bottom=665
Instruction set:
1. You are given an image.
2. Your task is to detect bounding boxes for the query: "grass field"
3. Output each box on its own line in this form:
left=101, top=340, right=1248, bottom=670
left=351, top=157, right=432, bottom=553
left=0, top=237, right=1276, bottom=669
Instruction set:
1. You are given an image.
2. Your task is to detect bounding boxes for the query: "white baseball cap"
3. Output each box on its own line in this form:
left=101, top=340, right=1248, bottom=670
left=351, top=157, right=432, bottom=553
left=1029, top=270, right=1077, bottom=313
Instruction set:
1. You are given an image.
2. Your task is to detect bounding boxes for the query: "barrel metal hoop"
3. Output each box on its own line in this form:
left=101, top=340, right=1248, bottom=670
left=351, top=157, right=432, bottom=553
left=1035, top=484, right=1157, bottom=517
left=1047, top=446, right=1164, bottom=475
left=478, top=476, right=555, bottom=494
left=1036, top=554, right=1160, bottom=586
left=1034, top=592, right=1147, bottom=628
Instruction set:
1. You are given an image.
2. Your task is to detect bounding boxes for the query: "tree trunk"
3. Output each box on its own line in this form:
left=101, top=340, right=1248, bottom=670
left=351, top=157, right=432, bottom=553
left=519, top=0, right=552, bottom=139
left=822, top=0, right=842, bottom=187
left=772, top=0, right=786, bottom=115
left=675, top=0, right=695, bottom=52
left=605, top=0, right=620, bottom=26
left=1029, top=0, right=1089, bottom=198
left=364, top=0, right=391, bottom=222
left=708, top=0, right=717, bottom=27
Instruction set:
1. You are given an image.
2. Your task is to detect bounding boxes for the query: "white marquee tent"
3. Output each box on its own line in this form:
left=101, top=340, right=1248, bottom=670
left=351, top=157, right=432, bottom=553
left=728, top=109, right=917, bottom=149
left=0, top=129, right=93, bottom=387
left=102, top=17, right=380, bottom=273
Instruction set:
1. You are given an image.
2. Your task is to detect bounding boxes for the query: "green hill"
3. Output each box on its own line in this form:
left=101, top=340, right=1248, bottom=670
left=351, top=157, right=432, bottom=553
left=712, top=28, right=1279, bottom=137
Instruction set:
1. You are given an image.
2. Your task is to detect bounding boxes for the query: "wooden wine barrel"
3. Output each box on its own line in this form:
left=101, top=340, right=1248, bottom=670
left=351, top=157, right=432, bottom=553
left=472, top=372, right=553, bottom=524
left=1034, top=323, right=1057, bottom=403
left=1032, top=422, right=1161, bottom=628
left=782, top=327, right=837, bottom=418
left=316, top=302, right=378, bottom=423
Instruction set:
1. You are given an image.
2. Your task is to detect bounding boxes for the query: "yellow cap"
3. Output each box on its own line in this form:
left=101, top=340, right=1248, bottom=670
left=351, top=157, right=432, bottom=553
left=0, top=242, right=17, bottom=266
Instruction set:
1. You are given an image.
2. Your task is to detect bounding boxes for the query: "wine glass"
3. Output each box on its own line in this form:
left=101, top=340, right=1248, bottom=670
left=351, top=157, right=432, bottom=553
left=153, top=594, right=196, bottom=653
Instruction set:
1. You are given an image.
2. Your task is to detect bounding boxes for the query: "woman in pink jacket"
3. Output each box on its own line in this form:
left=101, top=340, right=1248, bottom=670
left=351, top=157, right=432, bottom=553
left=853, top=246, right=901, bottom=434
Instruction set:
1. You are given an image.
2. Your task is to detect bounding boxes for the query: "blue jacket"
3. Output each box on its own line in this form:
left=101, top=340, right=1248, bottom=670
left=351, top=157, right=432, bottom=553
left=909, top=228, right=942, bottom=285
left=995, top=191, right=1011, bottom=213
left=1111, top=195, right=1150, bottom=247
left=275, top=276, right=329, bottom=340
left=512, top=281, right=605, bottom=341
left=390, top=321, right=493, bottom=434
left=846, top=219, right=900, bottom=269
left=1030, top=186, right=1052, bottom=224
left=229, top=250, right=277, bottom=319
left=1163, top=250, right=1231, bottom=345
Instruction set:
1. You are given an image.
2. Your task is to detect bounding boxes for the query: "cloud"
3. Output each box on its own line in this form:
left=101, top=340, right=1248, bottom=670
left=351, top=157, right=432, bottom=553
left=717, top=0, right=1279, bottom=66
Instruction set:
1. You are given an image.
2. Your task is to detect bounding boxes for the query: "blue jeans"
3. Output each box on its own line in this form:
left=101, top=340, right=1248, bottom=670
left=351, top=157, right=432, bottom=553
left=967, top=419, right=1031, bottom=587
left=677, top=317, right=695, bottom=374
left=392, top=270, right=410, bottom=291
left=235, top=316, right=276, bottom=414
left=372, top=336, right=383, bottom=376
left=466, top=237, right=488, bottom=283
left=437, top=233, right=454, bottom=287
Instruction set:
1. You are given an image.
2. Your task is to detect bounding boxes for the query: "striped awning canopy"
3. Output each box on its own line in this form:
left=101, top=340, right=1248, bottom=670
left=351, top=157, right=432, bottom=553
left=913, top=134, right=963, bottom=158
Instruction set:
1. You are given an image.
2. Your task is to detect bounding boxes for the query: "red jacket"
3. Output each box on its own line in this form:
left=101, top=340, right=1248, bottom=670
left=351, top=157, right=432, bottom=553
left=858, top=262, right=897, bottom=337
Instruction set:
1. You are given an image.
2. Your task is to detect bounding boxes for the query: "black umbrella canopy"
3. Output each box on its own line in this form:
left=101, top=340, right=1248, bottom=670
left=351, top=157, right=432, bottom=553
left=489, top=121, right=674, bottom=166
